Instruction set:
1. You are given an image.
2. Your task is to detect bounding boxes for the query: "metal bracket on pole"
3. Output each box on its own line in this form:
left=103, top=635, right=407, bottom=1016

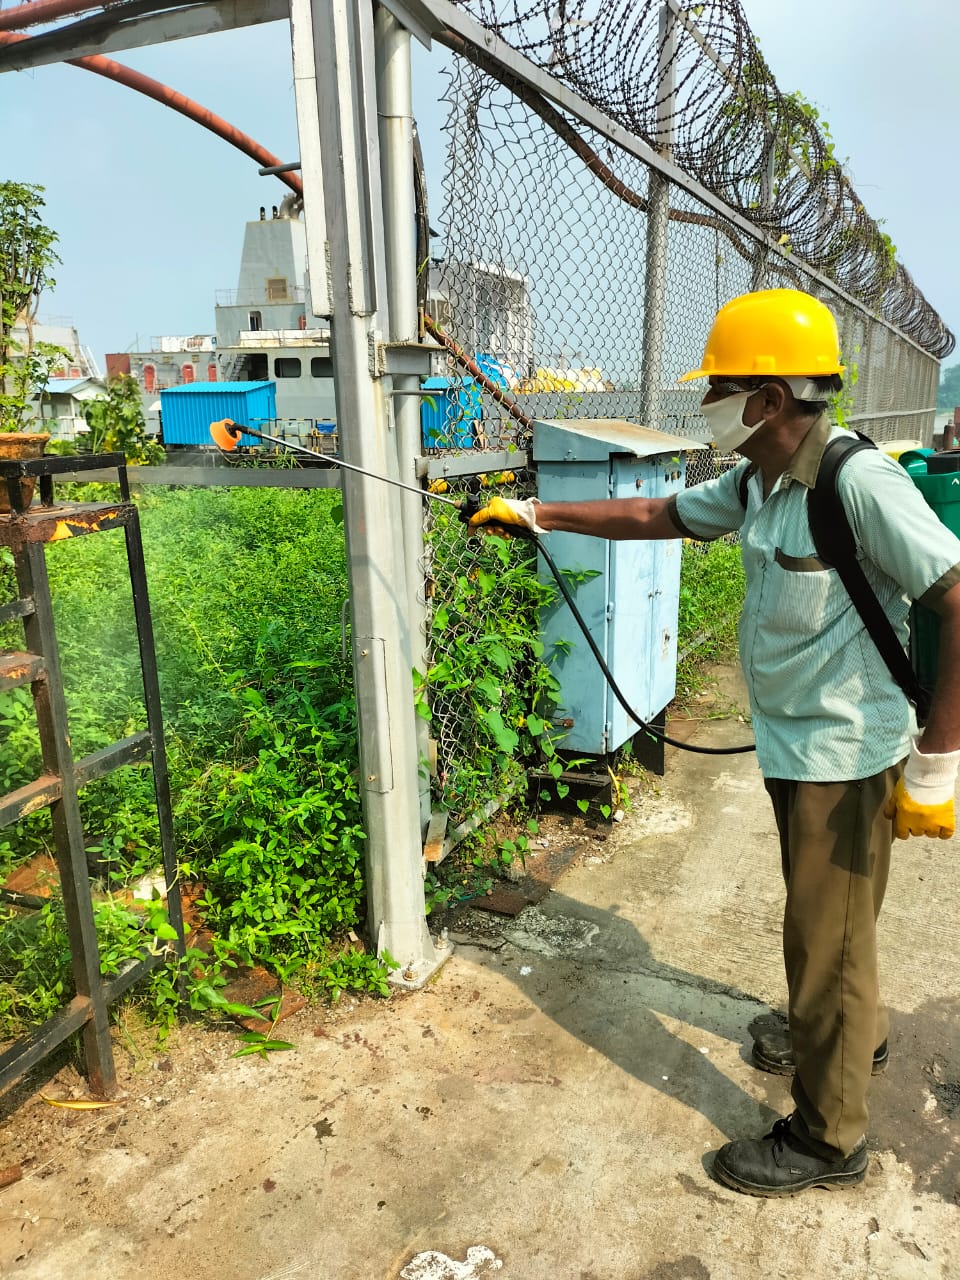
left=368, top=331, right=387, bottom=378
left=381, top=341, right=439, bottom=377
left=375, top=0, right=439, bottom=49
left=416, top=450, right=528, bottom=481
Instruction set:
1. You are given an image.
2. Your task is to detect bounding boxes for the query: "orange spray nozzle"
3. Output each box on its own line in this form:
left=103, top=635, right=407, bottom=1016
left=210, top=418, right=243, bottom=451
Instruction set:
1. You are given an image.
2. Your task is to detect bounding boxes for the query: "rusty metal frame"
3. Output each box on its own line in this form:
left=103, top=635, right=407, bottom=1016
left=0, top=454, right=184, bottom=1096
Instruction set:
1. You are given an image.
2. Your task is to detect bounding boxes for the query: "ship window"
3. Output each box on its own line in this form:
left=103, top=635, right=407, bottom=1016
left=266, top=277, right=289, bottom=301
left=248, top=311, right=262, bottom=331
left=247, top=353, right=268, bottom=380
left=274, top=357, right=302, bottom=378
left=310, top=357, right=333, bottom=378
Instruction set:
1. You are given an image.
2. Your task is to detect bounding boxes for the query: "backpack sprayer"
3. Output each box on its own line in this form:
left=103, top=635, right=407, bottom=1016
left=209, top=418, right=756, bottom=756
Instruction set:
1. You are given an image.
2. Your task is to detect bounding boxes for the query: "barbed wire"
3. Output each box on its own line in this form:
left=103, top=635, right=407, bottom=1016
left=449, top=0, right=953, bottom=358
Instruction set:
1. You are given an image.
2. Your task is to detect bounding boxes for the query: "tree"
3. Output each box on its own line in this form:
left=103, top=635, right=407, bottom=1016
left=82, top=374, right=165, bottom=464
left=937, top=362, right=960, bottom=412
left=0, top=182, right=65, bottom=432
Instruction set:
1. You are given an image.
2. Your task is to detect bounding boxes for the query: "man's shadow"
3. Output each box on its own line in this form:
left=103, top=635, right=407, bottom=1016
left=484, top=888, right=784, bottom=1142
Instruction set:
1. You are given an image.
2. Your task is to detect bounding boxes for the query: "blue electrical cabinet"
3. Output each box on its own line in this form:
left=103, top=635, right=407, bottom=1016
left=534, top=419, right=705, bottom=757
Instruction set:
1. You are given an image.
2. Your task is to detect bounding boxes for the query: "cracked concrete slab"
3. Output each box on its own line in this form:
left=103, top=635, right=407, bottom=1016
left=1, top=665, right=958, bottom=1279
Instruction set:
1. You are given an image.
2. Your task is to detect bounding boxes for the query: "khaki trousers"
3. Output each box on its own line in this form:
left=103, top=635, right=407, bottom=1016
left=764, top=764, right=901, bottom=1157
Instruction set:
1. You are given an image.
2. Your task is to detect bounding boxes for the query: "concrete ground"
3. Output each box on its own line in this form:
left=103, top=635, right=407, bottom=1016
left=1, top=666, right=959, bottom=1280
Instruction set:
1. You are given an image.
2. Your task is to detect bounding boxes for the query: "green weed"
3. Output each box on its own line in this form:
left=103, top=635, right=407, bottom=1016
left=0, top=485, right=396, bottom=1041
left=675, top=539, right=745, bottom=703
left=421, top=507, right=562, bottom=820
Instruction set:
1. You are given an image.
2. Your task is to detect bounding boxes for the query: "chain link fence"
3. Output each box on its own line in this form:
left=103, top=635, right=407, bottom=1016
left=420, top=0, right=952, bottom=819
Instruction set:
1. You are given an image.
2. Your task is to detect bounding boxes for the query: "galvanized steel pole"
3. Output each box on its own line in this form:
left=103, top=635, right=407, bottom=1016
left=292, top=0, right=439, bottom=982
left=375, top=6, right=433, bottom=835
left=640, top=0, right=676, bottom=432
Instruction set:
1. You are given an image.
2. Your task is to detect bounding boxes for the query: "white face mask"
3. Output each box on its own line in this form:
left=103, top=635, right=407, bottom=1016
left=700, top=390, right=761, bottom=453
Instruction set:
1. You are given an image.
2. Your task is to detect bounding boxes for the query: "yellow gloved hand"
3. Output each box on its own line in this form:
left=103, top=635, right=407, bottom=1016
left=466, top=495, right=544, bottom=537
left=884, top=739, right=960, bottom=840
left=885, top=778, right=955, bottom=840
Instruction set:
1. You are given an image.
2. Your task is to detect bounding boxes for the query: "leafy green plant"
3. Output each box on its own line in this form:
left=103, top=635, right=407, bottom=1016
left=313, top=947, right=398, bottom=1003
left=0, top=485, right=399, bottom=1039
left=558, top=566, right=602, bottom=588
left=44, top=438, right=77, bottom=457
left=177, top=691, right=367, bottom=967
left=423, top=870, right=453, bottom=916
left=233, top=1030, right=296, bottom=1059
left=420, top=503, right=561, bottom=819
left=82, top=374, right=164, bottom=464
left=226, top=996, right=296, bottom=1058
left=496, top=815, right=539, bottom=868
left=675, top=538, right=746, bottom=704
left=1, top=341, right=70, bottom=432
left=536, top=756, right=565, bottom=805
left=0, top=181, right=64, bottom=432
left=0, top=688, right=41, bottom=794
left=0, top=890, right=182, bottom=1038
left=423, top=832, right=504, bottom=908
left=831, top=349, right=860, bottom=430
left=496, top=834, right=523, bottom=866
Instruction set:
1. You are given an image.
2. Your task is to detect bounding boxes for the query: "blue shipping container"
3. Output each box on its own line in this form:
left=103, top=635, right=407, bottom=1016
left=160, top=382, right=277, bottom=447
left=420, top=377, right=480, bottom=449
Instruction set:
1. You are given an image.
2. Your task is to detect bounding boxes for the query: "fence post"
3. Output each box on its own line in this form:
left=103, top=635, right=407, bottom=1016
left=750, top=130, right=776, bottom=291
left=375, top=6, right=433, bottom=836
left=640, top=0, right=676, bottom=432
left=291, top=0, right=439, bottom=982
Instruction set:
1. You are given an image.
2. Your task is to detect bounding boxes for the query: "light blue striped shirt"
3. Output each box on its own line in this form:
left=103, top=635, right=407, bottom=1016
left=670, top=416, right=960, bottom=781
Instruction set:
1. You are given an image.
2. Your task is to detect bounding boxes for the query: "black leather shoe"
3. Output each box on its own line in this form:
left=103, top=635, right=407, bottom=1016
left=713, top=1117, right=868, bottom=1197
left=752, top=1031, right=889, bottom=1077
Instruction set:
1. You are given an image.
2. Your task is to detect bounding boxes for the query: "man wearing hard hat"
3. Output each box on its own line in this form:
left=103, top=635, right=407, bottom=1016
left=466, top=288, right=960, bottom=1197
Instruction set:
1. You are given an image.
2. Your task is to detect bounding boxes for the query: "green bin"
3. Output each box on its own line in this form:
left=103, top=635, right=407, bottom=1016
left=898, top=448, right=934, bottom=475
left=900, top=450, right=960, bottom=696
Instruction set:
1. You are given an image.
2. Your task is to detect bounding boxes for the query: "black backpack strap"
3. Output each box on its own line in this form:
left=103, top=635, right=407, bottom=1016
left=808, top=435, right=931, bottom=722
left=736, top=461, right=757, bottom=507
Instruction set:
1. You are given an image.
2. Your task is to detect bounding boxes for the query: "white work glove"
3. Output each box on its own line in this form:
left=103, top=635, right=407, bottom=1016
left=466, top=496, right=546, bottom=536
left=885, top=738, right=960, bottom=840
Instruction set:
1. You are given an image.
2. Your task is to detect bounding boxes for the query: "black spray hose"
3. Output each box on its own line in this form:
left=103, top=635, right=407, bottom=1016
left=531, top=530, right=755, bottom=756
left=209, top=420, right=755, bottom=756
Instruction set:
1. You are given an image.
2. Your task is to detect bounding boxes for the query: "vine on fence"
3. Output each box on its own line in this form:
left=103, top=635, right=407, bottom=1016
left=420, top=502, right=561, bottom=821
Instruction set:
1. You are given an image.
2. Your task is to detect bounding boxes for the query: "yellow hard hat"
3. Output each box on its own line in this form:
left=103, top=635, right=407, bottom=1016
left=679, top=289, right=844, bottom=381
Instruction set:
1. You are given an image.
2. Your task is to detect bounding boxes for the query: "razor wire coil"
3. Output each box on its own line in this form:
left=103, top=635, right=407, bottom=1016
left=446, top=0, right=953, bottom=358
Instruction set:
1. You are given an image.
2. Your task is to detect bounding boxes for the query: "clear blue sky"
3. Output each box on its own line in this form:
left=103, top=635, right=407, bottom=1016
left=2, top=0, right=956, bottom=373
